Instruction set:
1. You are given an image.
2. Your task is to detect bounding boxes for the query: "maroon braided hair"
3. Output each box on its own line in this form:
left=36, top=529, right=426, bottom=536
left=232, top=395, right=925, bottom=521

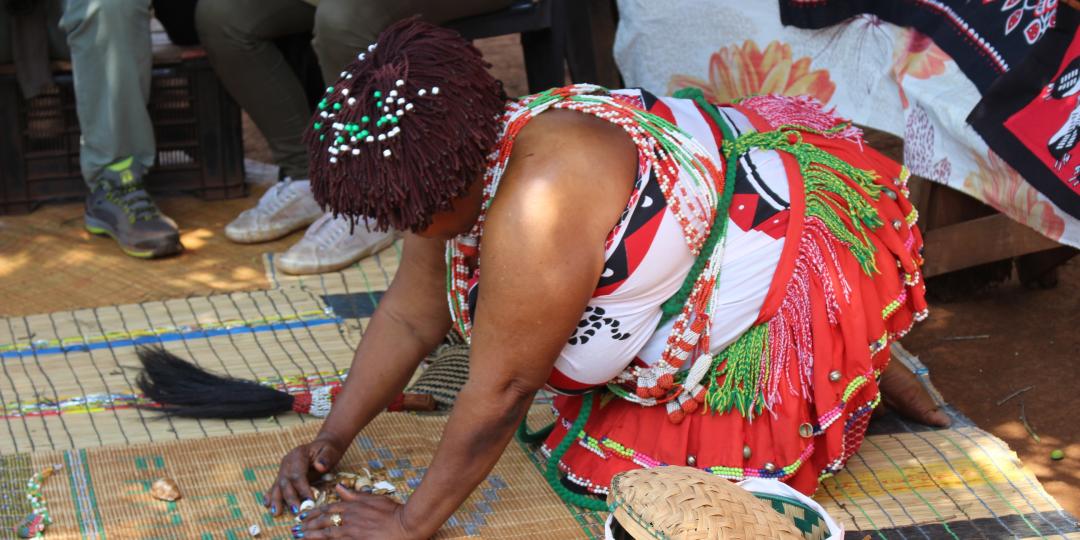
left=305, top=17, right=506, bottom=232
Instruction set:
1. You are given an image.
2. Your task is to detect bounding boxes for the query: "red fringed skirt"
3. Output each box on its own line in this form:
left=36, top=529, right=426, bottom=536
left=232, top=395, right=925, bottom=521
left=541, top=128, right=928, bottom=497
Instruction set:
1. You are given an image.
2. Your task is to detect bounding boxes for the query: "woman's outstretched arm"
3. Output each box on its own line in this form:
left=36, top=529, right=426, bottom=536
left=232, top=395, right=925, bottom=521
left=397, top=110, right=637, bottom=537
left=266, top=232, right=452, bottom=516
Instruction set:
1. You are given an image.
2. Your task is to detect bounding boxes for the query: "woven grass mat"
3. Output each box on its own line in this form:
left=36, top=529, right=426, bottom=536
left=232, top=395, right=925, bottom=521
left=0, top=247, right=400, bottom=454
left=8, top=409, right=589, bottom=540
left=1, top=408, right=1076, bottom=539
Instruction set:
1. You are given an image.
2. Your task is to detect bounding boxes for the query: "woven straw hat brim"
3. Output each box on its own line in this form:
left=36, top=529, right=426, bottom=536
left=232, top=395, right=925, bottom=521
left=606, top=467, right=804, bottom=540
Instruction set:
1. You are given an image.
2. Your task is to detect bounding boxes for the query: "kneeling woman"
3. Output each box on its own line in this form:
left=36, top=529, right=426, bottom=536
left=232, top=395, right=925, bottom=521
left=274, top=19, right=943, bottom=539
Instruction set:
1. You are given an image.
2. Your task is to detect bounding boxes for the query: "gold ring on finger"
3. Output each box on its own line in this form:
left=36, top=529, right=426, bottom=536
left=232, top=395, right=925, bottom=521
left=330, top=513, right=343, bottom=527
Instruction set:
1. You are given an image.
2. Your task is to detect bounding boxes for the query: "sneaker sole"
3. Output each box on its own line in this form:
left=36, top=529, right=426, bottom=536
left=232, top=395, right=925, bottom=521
left=275, top=233, right=399, bottom=275
left=225, top=215, right=324, bottom=244
left=85, top=218, right=183, bottom=259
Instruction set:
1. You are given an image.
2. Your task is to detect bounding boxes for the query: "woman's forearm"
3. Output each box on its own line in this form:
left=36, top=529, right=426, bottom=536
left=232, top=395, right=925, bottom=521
left=314, top=234, right=453, bottom=448
left=315, top=305, right=449, bottom=447
left=397, top=381, right=536, bottom=537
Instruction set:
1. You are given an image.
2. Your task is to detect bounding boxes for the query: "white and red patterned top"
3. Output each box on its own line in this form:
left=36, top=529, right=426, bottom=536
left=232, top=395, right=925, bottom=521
left=464, top=88, right=793, bottom=393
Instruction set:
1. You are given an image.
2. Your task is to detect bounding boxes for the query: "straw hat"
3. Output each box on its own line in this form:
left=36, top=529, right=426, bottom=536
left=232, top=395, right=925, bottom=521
left=605, top=467, right=830, bottom=539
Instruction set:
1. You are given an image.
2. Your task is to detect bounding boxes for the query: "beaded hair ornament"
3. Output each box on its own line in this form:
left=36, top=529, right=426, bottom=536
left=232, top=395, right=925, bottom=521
left=305, top=17, right=506, bottom=233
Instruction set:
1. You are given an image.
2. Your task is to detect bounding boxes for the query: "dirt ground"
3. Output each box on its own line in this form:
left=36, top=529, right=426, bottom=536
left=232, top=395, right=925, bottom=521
left=245, top=33, right=1080, bottom=519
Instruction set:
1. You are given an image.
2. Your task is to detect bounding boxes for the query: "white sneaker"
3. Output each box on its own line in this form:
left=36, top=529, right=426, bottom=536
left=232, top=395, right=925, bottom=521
left=275, top=213, right=398, bottom=275
left=225, top=178, right=324, bottom=244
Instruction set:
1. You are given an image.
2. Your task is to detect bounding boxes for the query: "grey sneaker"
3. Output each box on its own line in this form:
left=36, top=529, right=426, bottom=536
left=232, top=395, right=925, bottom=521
left=84, top=158, right=182, bottom=259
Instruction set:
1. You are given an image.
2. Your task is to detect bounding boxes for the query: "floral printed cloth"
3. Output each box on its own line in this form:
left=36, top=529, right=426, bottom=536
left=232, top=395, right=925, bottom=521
left=613, top=0, right=1077, bottom=246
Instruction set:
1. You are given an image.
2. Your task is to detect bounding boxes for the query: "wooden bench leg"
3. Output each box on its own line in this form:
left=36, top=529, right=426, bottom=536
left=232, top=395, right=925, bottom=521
left=520, top=0, right=567, bottom=93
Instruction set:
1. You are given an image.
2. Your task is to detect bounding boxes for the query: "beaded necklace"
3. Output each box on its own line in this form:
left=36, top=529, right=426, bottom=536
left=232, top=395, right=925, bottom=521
left=15, top=464, right=61, bottom=538
left=446, top=85, right=728, bottom=410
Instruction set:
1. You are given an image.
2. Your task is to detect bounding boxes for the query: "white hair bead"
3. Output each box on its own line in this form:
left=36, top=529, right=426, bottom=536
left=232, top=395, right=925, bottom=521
left=383, top=149, right=392, bottom=157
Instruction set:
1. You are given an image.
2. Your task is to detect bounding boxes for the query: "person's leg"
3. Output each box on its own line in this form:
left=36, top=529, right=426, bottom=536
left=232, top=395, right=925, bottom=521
left=311, top=0, right=514, bottom=85
left=196, top=0, right=315, bottom=181
left=58, top=0, right=154, bottom=185
left=196, top=0, right=326, bottom=244
left=59, top=0, right=181, bottom=258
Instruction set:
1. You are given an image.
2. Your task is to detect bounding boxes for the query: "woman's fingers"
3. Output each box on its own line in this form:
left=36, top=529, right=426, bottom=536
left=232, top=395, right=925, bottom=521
left=334, top=483, right=362, bottom=501
left=265, top=484, right=282, bottom=516
left=311, top=443, right=340, bottom=473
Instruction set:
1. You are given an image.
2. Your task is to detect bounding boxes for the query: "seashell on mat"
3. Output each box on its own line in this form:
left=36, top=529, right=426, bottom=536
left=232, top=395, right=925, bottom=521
left=150, top=478, right=182, bottom=502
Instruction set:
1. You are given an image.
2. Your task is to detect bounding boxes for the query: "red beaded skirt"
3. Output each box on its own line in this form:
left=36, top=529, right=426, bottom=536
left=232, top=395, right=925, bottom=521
left=541, top=124, right=928, bottom=497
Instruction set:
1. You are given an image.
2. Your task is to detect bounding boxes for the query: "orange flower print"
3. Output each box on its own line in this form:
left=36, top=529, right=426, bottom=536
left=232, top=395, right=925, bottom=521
left=892, top=29, right=952, bottom=108
left=964, top=150, right=1066, bottom=241
left=668, top=40, right=836, bottom=104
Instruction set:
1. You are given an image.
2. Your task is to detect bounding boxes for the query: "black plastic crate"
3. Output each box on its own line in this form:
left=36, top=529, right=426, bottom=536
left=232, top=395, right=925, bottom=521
left=0, top=54, right=246, bottom=215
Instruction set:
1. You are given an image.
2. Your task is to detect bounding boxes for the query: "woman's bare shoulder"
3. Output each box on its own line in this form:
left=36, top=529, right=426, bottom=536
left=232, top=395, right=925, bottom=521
left=488, top=109, right=638, bottom=244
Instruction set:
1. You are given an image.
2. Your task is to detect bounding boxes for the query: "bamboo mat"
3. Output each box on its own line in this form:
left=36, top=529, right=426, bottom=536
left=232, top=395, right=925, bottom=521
left=3, top=407, right=1077, bottom=540
left=17, top=409, right=589, bottom=540
left=0, top=245, right=400, bottom=454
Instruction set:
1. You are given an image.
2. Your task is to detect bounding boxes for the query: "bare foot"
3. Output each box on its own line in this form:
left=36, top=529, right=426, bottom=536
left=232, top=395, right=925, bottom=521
left=878, top=360, right=952, bottom=427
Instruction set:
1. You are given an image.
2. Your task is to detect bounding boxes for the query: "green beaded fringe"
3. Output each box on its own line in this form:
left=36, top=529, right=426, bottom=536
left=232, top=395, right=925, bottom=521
left=705, top=324, right=770, bottom=417
left=722, top=126, right=883, bottom=275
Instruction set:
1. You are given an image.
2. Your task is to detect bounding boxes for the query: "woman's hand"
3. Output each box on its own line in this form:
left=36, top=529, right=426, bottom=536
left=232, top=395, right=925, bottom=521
left=295, top=484, right=416, bottom=539
left=265, top=436, right=346, bottom=516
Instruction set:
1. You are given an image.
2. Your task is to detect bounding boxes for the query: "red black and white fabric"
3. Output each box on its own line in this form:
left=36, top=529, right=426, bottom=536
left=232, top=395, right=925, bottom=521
left=969, top=6, right=1080, bottom=219
left=466, top=88, right=788, bottom=394
left=780, top=0, right=1061, bottom=93
left=534, top=91, right=927, bottom=497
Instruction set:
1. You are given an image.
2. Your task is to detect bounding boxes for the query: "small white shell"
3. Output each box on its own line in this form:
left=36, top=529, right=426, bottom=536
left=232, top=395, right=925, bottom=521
left=248, top=524, right=261, bottom=537
left=383, top=149, right=392, bottom=157
left=299, top=499, right=316, bottom=513
left=373, top=481, right=396, bottom=494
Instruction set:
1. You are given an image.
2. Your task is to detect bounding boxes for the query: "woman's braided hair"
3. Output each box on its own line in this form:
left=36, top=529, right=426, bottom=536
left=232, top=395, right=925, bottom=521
left=306, top=17, right=506, bottom=232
